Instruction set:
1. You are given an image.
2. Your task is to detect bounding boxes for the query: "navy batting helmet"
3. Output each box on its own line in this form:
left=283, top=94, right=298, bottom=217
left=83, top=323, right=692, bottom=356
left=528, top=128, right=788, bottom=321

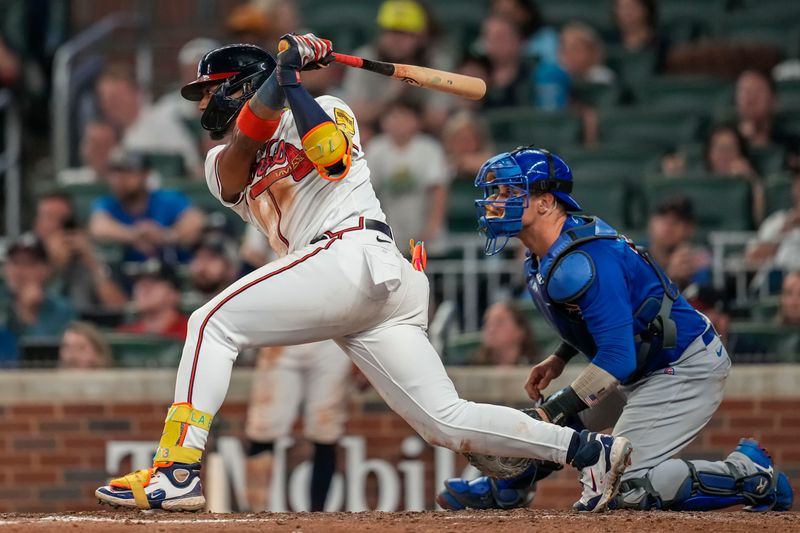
left=181, top=43, right=276, bottom=139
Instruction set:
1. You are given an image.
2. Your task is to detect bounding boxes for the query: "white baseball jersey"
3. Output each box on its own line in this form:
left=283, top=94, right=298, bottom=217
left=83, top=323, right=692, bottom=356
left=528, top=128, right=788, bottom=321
left=204, top=95, right=385, bottom=256
left=171, top=91, right=579, bottom=478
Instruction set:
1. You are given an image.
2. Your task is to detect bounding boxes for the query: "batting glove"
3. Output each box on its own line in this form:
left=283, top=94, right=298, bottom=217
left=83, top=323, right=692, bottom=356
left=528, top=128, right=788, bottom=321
left=276, top=33, right=334, bottom=86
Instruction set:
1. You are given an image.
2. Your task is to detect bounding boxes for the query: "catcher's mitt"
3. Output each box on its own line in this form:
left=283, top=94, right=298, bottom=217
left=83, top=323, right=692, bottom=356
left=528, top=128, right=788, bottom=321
left=463, top=407, right=543, bottom=479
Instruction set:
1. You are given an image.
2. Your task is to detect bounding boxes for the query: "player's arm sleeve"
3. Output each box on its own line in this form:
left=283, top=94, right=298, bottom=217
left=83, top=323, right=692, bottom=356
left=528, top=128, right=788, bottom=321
left=549, top=248, right=637, bottom=381
left=283, top=86, right=354, bottom=180
left=204, top=144, right=252, bottom=224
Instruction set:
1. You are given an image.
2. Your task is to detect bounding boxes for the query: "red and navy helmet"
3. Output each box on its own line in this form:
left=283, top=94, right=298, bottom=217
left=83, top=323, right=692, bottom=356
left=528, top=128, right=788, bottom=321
left=181, top=43, right=276, bottom=139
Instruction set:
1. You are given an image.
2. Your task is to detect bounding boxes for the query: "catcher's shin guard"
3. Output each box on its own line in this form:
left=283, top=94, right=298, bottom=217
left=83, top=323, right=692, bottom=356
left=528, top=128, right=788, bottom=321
left=619, top=439, right=794, bottom=512
left=95, top=403, right=213, bottom=510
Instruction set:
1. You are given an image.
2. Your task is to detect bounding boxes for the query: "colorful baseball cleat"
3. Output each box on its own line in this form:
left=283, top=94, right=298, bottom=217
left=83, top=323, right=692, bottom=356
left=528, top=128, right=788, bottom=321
left=572, top=431, right=633, bottom=513
left=96, top=463, right=204, bottom=511
left=436, top=475, right=536, bottom=510
left=734, top=438, right=794, bottom=512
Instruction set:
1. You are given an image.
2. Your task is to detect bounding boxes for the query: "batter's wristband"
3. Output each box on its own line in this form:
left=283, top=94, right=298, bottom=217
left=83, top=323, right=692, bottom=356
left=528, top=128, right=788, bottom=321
left=236, top=102, right=280, bottom=142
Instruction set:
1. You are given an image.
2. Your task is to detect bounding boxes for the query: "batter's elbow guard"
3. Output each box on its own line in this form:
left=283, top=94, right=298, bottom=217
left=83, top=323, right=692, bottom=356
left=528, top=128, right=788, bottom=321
left=301, top=121, right=352, bottom=181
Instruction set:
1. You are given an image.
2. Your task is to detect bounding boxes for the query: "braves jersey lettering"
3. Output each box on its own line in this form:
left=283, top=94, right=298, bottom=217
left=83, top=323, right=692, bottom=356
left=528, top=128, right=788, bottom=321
left=205, top=95, right=385, bottom=256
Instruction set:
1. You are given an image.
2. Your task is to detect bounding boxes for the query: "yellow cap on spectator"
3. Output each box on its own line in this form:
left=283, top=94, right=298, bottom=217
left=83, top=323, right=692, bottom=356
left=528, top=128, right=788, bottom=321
left=377, top=0, right=427, bottom=34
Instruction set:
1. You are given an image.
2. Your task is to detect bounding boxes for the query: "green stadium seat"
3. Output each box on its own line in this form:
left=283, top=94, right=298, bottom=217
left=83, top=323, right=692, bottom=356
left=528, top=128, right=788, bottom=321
left=166, top=181, right=246, bottom=236
left=764, top=174, right=794, bottom=217
left=718, top=6, right=800, bottom=57
left=599, top=108, right=702, bottom=149
left=539, top=0, right=614, bottom=33
left=305, top=6, right=377, bottom=53
left=728, top=322, right=800, bottom=363
left=444, top=331, right=481, bottom=365
left=659, top=0, right=726, bottom=28
left=482, top=107, right=582, bottom=152
left=144, top=153, right=185, bottom=179
left=776, top=109, right=800, bottom=138
left=631, top=76, right=731, bottom=114
left=750, top=297, right=781, bottom=321
left=576, top=178, right=630, bottom=230
left=570, top=82, right=621, bottom=109
left=750, top=145, right=786, bottom=175
left=447, top=178, right=479, bottom=234
left=558, top=144, right=658, bottom=182
left=106, top=333, right=183, bottom=368
left=606, top=47, right=659, bottom=85
left=55, top=182, right=110, bottom=223
left=777, top=79, right=800, bottom=111
left=644, top=174, right=754, bottom=232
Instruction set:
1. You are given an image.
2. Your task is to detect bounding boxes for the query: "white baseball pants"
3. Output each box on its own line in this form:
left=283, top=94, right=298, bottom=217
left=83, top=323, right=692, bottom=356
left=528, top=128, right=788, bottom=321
left=174, top=218, right=576, bottom=463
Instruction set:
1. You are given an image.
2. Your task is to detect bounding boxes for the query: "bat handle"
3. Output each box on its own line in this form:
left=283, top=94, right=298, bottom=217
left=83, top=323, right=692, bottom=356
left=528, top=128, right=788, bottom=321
left=331, top=52, right=363, bottom=68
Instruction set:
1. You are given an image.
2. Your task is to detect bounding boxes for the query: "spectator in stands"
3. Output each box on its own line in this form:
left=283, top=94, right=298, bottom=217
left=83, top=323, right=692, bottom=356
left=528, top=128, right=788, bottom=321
left=686, top=286, right=731, bottom=346
left=559, top=22, right=615, bottom=85
left=0, top=36, right=20, bottom=88
left=442, top=111, right=494, bottom=180
left=227, top=0, right=299, bottom=50
left=58, top=322, right=112, bottom=369
left=366, top=98, right=449, bottom=248
left=473, top=302, right=538, bottom=366
left=778, top=271, right=800, bottom=327
left=489, top=0, right=558, bottom=64
left=0, top=234, right=76, bottom=357
left=646, top=195, right=710, bottom=291
left=188, top=233, right=240, bottom=305
left=34, top=192, right=127, bottom=314
left=88, top=150, right=205, bottom=265
left=58, top=120, right=119, bottom=185
left=95, top=64, right=202, bottom=178
left=611, top=0, right=661, bottom=53
left=481, top=14, right=533, bottom=109
left=118, top=260, right=188, bottom=340
left=746, top=173, right=800, bottom=270
left=704, top=124, right=765, bottom=223
left=737, top=70, right=800, bottom=172
left=154, top=38, right=220, bottom=149
left=341, top=0, right=453, bottom=131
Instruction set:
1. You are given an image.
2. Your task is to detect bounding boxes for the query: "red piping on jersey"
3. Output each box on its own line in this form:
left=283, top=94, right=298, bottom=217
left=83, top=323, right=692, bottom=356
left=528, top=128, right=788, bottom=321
left=266, top=188, right=290, bottom=248
left=185, top=218, right=365, bottom=403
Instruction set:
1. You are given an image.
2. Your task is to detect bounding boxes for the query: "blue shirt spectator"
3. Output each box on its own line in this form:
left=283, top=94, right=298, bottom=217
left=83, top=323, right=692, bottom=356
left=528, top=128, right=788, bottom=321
left=88, top=150, right=205, bottom=264
left=0, top=234, right=77, bottom=365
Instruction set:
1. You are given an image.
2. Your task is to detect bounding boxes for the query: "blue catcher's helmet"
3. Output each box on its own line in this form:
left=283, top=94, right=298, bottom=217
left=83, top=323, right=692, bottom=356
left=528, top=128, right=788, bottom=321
left=475, top=147, right=580, bottom=255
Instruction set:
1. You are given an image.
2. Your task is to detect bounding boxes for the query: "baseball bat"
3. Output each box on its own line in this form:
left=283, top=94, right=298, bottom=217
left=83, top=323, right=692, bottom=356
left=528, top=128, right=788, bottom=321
left=331, top=52, right=486, bottom=101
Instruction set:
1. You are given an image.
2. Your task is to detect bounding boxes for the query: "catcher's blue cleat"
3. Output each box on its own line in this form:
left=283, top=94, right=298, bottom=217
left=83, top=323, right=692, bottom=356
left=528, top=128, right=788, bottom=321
left=735, top=438, right=793, bottom=512
left=437, top=475, right=536, bottom=510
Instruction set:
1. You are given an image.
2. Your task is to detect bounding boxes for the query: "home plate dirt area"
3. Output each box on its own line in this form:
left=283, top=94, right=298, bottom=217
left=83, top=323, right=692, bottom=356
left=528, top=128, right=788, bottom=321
left=0, top=510, right=798, bottom=532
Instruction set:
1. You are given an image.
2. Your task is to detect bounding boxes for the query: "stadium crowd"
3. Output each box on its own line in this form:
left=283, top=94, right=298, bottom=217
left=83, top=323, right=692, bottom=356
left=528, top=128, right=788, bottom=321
left=1, top=0, right=799, bottom=369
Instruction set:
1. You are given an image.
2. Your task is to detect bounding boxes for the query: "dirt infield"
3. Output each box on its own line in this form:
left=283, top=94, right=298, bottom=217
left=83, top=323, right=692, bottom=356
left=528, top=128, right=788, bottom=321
left=0, top=510, right=797, bottom=532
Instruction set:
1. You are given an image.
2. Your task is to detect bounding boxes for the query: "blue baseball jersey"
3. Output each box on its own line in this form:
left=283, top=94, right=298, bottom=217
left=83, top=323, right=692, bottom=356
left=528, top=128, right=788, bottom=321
left=525, top=215, right=708, bottom=382
left=92, top=190, right=192, bottom=263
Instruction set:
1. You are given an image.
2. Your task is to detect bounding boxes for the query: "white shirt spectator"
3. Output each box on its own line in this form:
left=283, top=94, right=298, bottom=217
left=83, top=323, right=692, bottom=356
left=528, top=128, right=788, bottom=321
left=756, top=210, right=800, bottom=269
left=366, top=133, right=450, bottom=248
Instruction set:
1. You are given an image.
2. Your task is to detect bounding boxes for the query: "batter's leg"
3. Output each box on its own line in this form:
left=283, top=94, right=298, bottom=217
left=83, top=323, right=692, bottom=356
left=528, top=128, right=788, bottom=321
left=341, top=323, right=584, bottom=463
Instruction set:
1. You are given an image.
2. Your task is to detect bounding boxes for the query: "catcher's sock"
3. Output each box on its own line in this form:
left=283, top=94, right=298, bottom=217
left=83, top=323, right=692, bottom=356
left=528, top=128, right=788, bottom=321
left=310, top=442, right=337, bottom=512
left=248, top=440, right=275, bottom=456
left=565, top=431, right=582, bottom=465
left=568, top=431, right=601, bottom=469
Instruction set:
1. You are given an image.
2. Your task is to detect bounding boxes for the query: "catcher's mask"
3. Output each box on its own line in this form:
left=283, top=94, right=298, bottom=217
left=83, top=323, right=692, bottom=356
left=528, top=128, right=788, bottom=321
left=181, top=43, right=277, bottom=140
left=474, top=146, right=581, bottom=256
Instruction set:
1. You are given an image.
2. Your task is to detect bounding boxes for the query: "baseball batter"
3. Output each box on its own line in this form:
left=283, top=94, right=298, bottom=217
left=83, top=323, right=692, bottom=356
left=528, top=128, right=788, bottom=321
left=436, top=147, right=794, bottom=512
left=95, top=35, right=632, bottom=512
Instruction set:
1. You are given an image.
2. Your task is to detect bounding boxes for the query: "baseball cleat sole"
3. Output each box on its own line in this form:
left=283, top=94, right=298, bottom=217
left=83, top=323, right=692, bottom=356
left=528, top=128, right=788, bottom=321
left=592, top=437, right=633, bottom=513
left=96, top=490, right=206, bottom=512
